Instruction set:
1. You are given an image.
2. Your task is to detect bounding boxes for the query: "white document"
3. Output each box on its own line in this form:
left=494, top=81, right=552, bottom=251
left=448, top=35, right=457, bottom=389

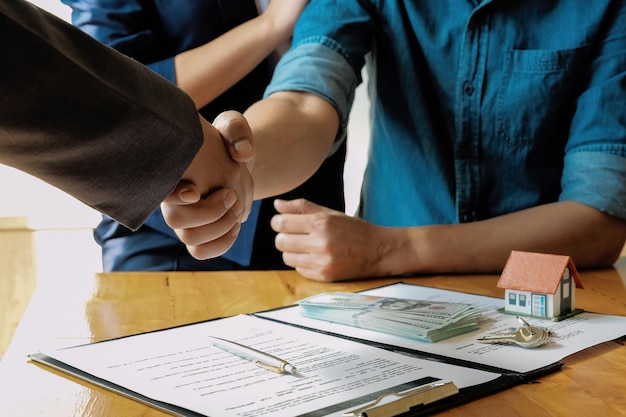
left=258, top=283, right=626, bottom=374
left=31, top=314, right=498, bottom=417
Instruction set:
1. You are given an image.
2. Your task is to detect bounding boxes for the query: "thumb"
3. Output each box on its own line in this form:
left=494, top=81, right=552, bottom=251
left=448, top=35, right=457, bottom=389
left=274, top=198, right=328, bottom=214
left=163, top=181, right=201, bottom=205
left=213, top=110, right=255, bottom=163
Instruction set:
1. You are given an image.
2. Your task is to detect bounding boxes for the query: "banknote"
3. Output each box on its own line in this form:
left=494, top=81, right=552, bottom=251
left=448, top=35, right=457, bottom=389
left=298, top=292, right=481, bottom=342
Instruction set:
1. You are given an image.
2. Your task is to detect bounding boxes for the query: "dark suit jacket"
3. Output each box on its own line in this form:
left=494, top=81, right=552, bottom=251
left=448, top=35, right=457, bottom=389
left=0, top=1, right=202, bottom=230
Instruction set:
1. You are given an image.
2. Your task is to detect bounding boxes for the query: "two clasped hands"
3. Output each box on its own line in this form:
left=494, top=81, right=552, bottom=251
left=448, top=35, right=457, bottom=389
left=162, top=111, right=256, bottom=260
left=163, top=110, right=337, bottom=277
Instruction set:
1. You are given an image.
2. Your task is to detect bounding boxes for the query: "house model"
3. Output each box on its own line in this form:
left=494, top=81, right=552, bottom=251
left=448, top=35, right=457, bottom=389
left=497, top=251, right=583, bottom=320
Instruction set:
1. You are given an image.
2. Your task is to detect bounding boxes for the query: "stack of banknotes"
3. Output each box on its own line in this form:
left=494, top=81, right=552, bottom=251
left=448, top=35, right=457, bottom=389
left=298, top=292, right=481, bottom=342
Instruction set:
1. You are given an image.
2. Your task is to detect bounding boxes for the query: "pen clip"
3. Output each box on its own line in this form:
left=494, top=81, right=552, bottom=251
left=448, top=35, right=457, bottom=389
left=253, top=360, right=285, bottom=374
left=342, top=382, right=458, bottom=417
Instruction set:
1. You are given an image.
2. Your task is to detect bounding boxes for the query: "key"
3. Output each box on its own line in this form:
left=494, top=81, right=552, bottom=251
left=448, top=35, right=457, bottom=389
left=477, top=327, right=548, bottom=348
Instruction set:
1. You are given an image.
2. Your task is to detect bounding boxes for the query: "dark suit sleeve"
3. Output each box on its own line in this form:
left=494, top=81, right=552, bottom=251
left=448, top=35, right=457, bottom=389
left=0, top=1, right=203, bottom=230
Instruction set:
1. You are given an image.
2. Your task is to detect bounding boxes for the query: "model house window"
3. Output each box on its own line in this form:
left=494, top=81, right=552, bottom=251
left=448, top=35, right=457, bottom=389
left=508, top=293, right=517, bottom=305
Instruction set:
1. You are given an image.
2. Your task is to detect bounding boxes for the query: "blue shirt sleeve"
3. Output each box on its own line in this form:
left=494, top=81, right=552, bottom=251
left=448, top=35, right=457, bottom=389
left=559, top=8, right=626, bottom=220
left=264, top=0, right=373, bottom=149
left=265, top=42, right=359, bottom=149
left=561, top=152, right=626, bottom=220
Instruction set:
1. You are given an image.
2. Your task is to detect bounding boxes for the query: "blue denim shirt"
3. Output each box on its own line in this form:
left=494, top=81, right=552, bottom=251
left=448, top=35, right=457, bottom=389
left=267, top=0, right=626, bottom=227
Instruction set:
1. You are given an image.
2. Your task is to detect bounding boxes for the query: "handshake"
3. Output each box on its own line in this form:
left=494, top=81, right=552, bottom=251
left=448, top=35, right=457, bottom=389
left=161, top=110, right=257, bottom=261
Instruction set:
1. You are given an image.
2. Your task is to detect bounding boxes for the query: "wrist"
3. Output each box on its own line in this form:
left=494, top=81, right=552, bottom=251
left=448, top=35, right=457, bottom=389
left=366, top=227, right=419, bottom=277
left=382, top=226, right=438, bottom=276
left=256, top=11, right=294, bottom=45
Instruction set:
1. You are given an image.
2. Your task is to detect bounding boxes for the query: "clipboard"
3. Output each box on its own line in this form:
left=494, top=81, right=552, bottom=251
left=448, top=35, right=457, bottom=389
left=29, top=282, right=589, bottom=417
left=342, top=382, right=459, bottom=417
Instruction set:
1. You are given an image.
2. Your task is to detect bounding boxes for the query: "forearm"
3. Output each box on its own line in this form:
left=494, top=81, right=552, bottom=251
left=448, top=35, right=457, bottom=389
left=175, top=12, right=291, bottom=109
left=383, top=201, right=626, bottom=276
left=244, top=92, right=339, bottom=199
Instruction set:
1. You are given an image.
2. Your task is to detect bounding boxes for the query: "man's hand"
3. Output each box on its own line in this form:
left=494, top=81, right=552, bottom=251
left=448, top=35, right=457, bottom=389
left=161, top=112, right=255, bottom=259
left=271, top=198, right=398, bottom=281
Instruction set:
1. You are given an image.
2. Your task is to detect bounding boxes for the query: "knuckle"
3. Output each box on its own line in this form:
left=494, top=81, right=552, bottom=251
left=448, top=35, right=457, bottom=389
left=162, top=210, right=184, bottom=228
left=175, top=229, right=197, bottom=246
left=311, top=213, right=333, bottom=230
left=294, top=198, right=310, bottom=210
left=270, top=215, right=285, bottom=231
left=187, top=239, right=230, bottom=260
left=274, top=233, right=287, bottom=250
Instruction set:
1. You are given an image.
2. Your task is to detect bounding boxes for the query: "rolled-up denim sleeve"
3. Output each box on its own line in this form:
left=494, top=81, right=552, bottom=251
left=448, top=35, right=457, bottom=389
left=264, top=40, right=360, bottom=150
left=560, top=151, right=626, bottom=220
left=560, top=5, right=626, bottom=221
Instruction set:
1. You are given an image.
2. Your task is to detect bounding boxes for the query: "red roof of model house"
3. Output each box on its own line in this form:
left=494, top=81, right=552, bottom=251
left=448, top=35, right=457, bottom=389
left=497, top=251, right=583, bottom=294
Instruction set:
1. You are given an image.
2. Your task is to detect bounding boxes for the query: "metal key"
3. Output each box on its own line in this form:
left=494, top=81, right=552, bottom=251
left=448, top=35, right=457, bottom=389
left=516, top=316, right=557, bottom=338
left=477, top=327, right=548, bottom=348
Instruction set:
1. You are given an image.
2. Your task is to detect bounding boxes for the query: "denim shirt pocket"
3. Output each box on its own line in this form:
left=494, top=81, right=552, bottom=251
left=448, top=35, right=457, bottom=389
left=496, top=46, right=590, bottom=148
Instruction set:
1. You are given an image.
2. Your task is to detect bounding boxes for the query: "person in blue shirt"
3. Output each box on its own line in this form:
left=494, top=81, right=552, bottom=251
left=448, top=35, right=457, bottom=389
left=62, top=0, right=346, bottom=272
left=172, top=0, right=626, bottom=281
left=1, top=0, right=254, bottom=255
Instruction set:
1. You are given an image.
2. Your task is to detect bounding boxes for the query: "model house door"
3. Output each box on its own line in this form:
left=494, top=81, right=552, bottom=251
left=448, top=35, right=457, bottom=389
left=561, top=268, right=572, bottom=313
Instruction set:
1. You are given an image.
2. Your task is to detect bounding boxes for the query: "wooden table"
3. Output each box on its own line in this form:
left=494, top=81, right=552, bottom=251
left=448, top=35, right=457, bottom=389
left=1, top=259, right=625, bottom=416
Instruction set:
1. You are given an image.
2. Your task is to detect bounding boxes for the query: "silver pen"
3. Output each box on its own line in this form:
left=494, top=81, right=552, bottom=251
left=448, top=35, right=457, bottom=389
left=208, top=336, right=298, bottom=375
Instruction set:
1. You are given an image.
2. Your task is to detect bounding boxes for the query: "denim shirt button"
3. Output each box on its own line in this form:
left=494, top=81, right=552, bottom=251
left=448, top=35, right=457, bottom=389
left=463, top=83, right=474, bottom=96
